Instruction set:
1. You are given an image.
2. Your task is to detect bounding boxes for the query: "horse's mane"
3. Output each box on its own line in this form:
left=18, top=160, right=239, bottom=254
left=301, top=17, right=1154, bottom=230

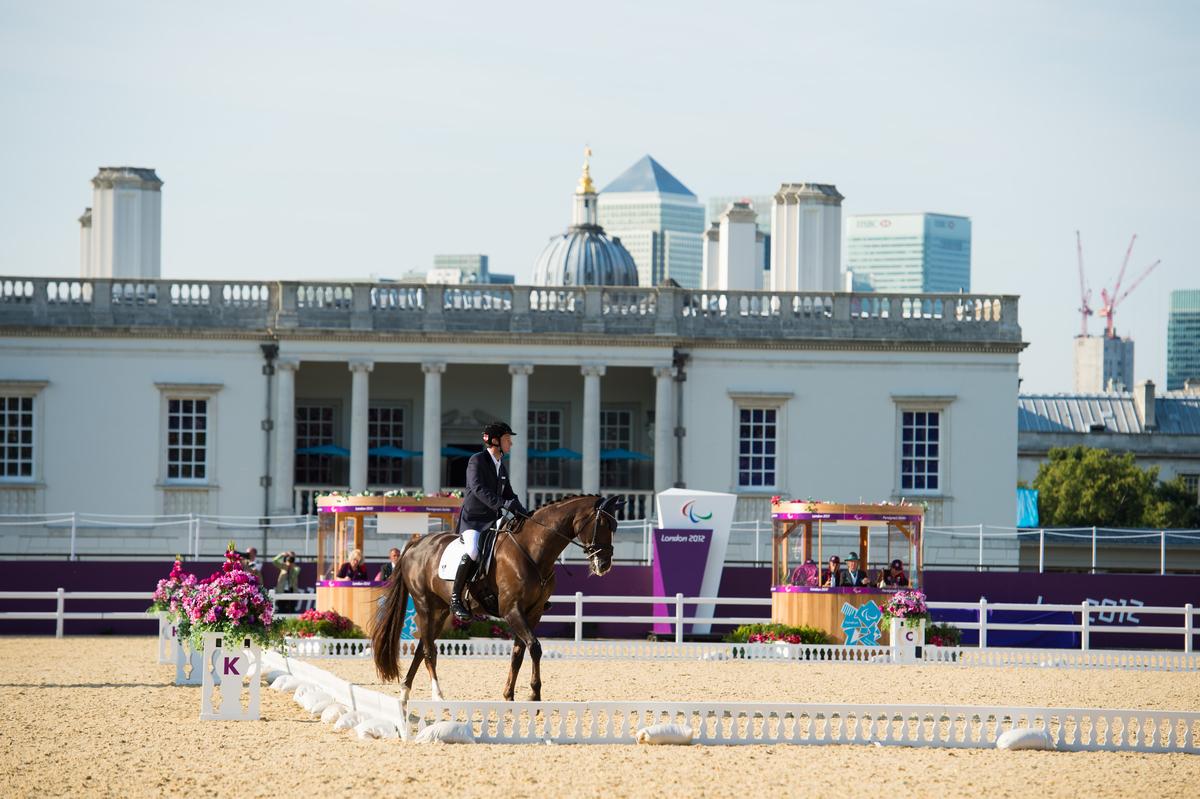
left=532, top=493, right=603, bottom=511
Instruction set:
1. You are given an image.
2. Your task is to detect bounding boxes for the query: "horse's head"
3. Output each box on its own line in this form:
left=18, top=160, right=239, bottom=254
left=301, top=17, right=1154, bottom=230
left=580, top=494, right=622, bottom=576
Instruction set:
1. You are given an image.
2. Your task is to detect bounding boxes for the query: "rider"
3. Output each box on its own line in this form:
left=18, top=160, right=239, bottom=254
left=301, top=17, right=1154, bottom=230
left=449, top=421, right=529, bottom=621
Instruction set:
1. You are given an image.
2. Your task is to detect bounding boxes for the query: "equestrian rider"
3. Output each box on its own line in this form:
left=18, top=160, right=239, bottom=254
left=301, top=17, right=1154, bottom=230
left=449, top=421, right=529, bottom=621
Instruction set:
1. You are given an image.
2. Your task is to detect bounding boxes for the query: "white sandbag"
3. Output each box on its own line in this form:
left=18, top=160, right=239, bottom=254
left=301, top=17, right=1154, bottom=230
left=635, top=723, right=695, bottom=745
left=270, top=675, right=301, bottom=692
left=413, top=720, right=476, bottom=744
left=263, top=669, right=287, bottom=684
left=320, top=704, right=349, bottom=725
left=299, top=691, right=333, bottom=712
left=308, top=697, right=337, bottom=716
left=333, top=711, right=368, bottom=732
left=996, top=727, right=1056, bottom=751
left=293, top=683, right=318, bottom=701
left=355, top=718, right=399, bottom=740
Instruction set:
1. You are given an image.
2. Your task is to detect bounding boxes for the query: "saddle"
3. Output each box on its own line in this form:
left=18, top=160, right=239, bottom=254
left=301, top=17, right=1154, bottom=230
left=437, top=523, right=509, bottom=618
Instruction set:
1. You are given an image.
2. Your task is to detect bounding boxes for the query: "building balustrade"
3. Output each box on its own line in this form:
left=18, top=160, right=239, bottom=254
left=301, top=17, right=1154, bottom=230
left=0, top=276, right=1021, bottom=343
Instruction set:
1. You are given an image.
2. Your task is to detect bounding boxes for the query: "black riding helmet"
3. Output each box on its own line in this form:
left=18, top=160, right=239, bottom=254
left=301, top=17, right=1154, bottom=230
left=483, top=421, right=516, bottom=447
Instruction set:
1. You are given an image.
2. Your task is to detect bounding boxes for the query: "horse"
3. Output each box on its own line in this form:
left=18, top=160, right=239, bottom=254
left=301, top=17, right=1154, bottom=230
left=371, top=493, right=620, bottom=703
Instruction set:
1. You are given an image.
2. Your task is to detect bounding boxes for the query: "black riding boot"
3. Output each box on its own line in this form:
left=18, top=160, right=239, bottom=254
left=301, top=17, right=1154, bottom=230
left=449, top=554, right=474, bottom=622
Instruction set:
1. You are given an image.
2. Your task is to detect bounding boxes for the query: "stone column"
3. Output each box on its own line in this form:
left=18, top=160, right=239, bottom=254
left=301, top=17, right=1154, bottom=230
left=581, top=364, right=605, bottom=494
left=653, top=366, right=676, bottom=493
left=508, top=364, right=534, bottom=502
left=421, top=362, right=446, bottom=495
left=273, top=359, right=299, bottom=512
left=348, top=361, right=373, bottom=493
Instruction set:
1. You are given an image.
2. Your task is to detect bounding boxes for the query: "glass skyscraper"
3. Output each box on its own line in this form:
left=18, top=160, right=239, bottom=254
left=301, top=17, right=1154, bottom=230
left=845, top=213, right=971, bottom=293
left=1167, top=289, right=1200, bottom=390
left=597, top=156, right=705, bottom=288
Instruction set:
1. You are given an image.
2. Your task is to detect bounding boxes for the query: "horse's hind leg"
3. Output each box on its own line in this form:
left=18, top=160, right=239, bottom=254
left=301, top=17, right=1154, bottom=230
left=422, top=607, right=449, bottom=701
left=401, top=641, right=424, bottom=705
left=503, top=638, right=526, bottom=701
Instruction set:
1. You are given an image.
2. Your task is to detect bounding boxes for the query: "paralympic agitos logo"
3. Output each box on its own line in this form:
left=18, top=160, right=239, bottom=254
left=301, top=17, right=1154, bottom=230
left=681, top=500, right=713, bottom=524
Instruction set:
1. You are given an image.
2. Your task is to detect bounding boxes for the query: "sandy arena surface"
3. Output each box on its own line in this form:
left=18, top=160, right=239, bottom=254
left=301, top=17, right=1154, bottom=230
left=1, top=637, right=1198, bottom=799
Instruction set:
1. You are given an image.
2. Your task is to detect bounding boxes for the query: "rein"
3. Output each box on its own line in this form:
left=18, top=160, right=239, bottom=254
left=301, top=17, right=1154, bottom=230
left=501, top=503, right=617, bottom=585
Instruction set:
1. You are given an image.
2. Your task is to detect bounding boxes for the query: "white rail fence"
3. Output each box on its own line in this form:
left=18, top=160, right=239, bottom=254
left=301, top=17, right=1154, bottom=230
left=262, top=652, right=1200, bottom=751
left=3, top=512, right=1200, bottom=574
left=2, top=590, right=1195, bottom=653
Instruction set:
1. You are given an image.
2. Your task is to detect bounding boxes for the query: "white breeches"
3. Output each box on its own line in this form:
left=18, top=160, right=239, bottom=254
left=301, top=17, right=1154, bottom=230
left=461, top=528, right=483, bottom=560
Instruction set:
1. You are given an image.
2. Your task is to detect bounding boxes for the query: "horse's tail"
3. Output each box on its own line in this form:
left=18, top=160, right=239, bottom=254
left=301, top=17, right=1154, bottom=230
left=371, top=539, right=415, bottom=683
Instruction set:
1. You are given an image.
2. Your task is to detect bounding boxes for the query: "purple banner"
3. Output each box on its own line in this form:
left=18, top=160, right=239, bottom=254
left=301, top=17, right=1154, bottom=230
left=315, top=580, right=383, bottom=587
left=651, top=528, right=712, bottom=634
left=774, top=512, right=922, bottom=522
left=320, top=504, right=458, bottom=514
left=773, top=585, right=898, bottom=595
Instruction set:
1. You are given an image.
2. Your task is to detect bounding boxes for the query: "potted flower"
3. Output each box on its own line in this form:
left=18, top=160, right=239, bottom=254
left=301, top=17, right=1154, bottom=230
left=881, top=589, right=930, bottom=662
left=182, top=546, right=275, bottom=650
left=148, top=557, right=197, bottom=665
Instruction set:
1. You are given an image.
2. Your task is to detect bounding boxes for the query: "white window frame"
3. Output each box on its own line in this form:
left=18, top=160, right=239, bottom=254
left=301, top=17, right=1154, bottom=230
left=368, top=401, right=414, bottom=486
left=528, top=403, right=568, bottom=488
left=892, top=394, right=955, bottom=498
left=295, top=400, right=340, bottom=486
left=728, top=391, right=792, bottom=493
left=156, top=383, right=222, bottom=487
left=0, top=380, right=47, bottom=484
left=600, top=404, right=637, bottom=489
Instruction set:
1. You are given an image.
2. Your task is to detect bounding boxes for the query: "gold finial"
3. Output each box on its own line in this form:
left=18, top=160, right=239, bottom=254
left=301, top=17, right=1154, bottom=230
left=576, top=145, right=595, bottom=195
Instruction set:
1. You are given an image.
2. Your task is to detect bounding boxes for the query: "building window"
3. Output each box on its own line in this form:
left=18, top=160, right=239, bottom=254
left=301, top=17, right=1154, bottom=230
left=1181, top=474, right=1199, bottom=503
left=166, top=398, right=208, bottom=482
left=600, top=408, right=633, bottom=488
left=528, top=408, right=564, bottom=487
left=368, top=406, right=406, bottom=485
left=0, top=395, right=34, bottom=480
left=737, top=407, right=777, bottom=488
left=296, top=405, right=336, bottom=485
left=900, top=410, right=940, bottom=492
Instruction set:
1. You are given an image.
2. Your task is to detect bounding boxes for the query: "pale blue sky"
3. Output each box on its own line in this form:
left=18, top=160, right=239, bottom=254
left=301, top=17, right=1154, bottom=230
left=1, top=1, right=1197, bottom=391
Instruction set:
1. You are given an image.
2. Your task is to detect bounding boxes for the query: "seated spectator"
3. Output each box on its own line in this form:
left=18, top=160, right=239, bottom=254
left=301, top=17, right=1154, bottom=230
left=880, top=558, right=909, bottom=587
left=337, top=548, right=369, bottom=581
left=822, top=555, right=842, bottom=587
left=841, top=552, right=870, bottom=587
left=272, top=550, right=300, bottom=612
left=376, top=547, right=401, bottom=583
left=788, top=559, right=819, bottom=587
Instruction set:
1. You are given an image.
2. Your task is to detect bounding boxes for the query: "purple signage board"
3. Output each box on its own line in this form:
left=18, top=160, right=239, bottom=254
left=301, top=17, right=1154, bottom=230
left=320, top=504, right=459, bottom=514
left=651, top=528, right=712, bottom=634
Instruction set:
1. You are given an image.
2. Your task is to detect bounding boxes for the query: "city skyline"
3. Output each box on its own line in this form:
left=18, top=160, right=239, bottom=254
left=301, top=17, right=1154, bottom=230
left=0, top=2, right=1197, bottom=392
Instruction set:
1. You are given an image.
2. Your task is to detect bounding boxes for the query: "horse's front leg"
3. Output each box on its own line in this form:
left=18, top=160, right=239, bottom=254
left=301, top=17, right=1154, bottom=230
left=502, top=638, right=526, bottom=701
left=503, top=609, right=541, bottom=701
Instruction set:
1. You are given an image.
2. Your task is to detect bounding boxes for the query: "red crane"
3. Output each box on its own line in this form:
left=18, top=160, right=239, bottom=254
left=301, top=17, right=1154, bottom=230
left=1096, top=234, right=1160, bottom=338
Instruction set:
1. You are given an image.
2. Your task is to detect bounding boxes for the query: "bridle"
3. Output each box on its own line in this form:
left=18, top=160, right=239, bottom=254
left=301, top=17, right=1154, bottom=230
left=502, top=497, right=619, bottom=583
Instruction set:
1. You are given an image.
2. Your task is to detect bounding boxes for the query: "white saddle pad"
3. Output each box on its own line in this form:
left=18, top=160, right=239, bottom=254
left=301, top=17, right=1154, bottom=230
left=437, top=539, right=467, bottom=581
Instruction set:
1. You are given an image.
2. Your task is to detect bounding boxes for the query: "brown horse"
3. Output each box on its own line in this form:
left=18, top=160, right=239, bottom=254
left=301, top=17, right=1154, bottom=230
left=372, top=494, right=619, bottom=703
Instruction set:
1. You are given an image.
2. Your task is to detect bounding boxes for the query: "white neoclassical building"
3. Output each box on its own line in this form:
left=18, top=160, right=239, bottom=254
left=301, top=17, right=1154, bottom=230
left=1, top=276, right=1023, bottom=544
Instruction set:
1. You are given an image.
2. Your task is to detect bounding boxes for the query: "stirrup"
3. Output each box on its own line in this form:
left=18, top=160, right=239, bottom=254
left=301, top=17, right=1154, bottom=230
left=450, top=595, right=471, bottom=622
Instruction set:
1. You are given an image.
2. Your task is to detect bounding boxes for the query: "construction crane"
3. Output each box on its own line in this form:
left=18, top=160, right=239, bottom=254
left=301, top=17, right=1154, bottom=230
left=1075, top=230, right=1092, bottom=336
left=1095, top=234, right=1161, bottom=338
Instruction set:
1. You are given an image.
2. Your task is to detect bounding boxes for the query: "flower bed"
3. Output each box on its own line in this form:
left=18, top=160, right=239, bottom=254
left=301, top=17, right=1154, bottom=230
left=441, top=615, right=512, bottom=640
left=723, top=623, right=830, bottom=645
left=273, top=609, right=365, bottom=639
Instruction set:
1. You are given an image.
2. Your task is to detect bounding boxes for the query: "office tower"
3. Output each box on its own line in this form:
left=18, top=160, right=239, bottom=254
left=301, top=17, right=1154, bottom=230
left=1074, top=335, right=1134, bottom=393
left=1167, top=289, right=1200, bottom=390
left=597, top=155, right=704, bottom=288
left=845, top=213, right=971, bottom=293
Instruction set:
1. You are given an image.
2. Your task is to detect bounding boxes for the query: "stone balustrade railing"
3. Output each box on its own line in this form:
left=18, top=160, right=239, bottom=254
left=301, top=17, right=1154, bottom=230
left=0, top=277, right=1021, bottom=342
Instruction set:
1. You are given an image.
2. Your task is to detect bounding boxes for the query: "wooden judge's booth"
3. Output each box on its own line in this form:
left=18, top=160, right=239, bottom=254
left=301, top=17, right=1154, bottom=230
left=314, top=495, right=462, bottom=634
left=770, top=501, right=924, bottom=643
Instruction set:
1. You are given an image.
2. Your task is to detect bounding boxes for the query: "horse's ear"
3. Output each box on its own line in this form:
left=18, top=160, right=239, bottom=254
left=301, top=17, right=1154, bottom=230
left=598, top=494, right=625, bottom=513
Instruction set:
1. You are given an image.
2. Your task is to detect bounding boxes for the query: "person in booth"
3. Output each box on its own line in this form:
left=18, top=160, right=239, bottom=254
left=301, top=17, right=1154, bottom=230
left=842, top=552, right=871, bottom=586
left=822, top=555, right=842, bottom=587
left=789, top=559, right=819, bottom=587
left=449, top=421, right=529, bottom=621
left=879, top=558, right=910, bottom=588
left=337, top=548, right=369, bottom=581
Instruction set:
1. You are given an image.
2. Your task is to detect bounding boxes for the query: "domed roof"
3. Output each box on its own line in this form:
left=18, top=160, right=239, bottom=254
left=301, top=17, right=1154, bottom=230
left=533, top=226, right=639, bottom=287
left=532, top=148, right=640, bottom=288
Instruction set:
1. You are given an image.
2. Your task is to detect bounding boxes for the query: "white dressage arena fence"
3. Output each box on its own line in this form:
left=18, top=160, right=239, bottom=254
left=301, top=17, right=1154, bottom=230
left=200, top=632, right=262, bottom=721
left=260, top=651, right=1200, bottom=752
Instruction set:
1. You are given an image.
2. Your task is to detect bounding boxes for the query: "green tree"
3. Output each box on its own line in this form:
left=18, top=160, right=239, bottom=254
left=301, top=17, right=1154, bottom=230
left=1032, top=446, right=1158, bottom=527
left=1145, top=476, right=1200, bottom=530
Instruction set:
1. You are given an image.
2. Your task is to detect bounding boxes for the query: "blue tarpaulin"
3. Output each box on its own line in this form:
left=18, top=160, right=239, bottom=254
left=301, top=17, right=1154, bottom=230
left=1017, top=487, right=1039, bottom=527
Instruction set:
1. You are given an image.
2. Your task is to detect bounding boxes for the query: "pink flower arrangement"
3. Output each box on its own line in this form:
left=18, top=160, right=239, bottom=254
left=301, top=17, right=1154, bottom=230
left=881, top=589, right=931, bottom=627
left=181, top=546, right=274, bottom=647
left=748, top=631, right=805, bottom=644
left=149, top=557, right=198, bottom=618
